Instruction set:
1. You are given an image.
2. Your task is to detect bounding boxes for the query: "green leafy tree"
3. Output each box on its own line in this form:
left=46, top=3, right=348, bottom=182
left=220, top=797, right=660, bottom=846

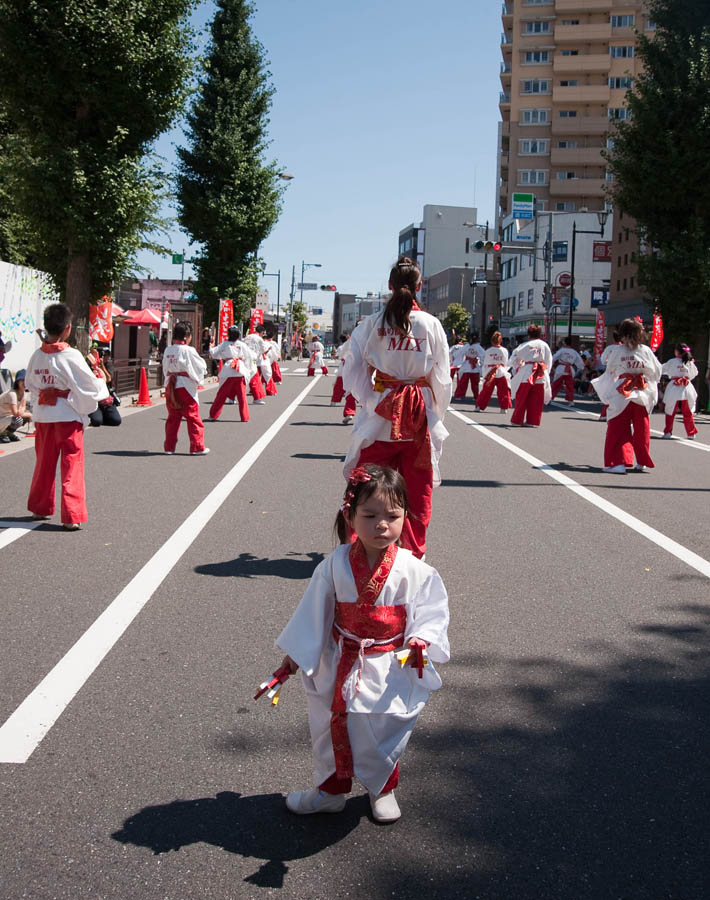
left=177, top=0, right=284, bottom=325
left=443, top=302, right=470, bottom=339
left=0, top=0, right=196, bottom=343
left=604, top=0, right=710, bottom=340
left=291, top=300, right=308, bottom=334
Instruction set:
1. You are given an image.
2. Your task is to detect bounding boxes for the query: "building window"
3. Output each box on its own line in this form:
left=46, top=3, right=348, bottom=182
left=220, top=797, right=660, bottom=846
left=561, top=49, right=579, bottom=56
left=523, top=0, right=550, bottom=5
left=559, top=80, right=579, bottom=87
left=518, top=292, right=525, bottom=311
left=521, top=108, right=550, bottom=124
left=556, top=171, right=577, bottom=179
left=608, top=108, right=632, bottom=120
left=630, top=277, right=634, bottom=288
left=561, top=19, right=580, bottom=25
left=523, top=51, right=549, bottom=64
left=556, top=201, right=576, bottom=211
left=617, top=280, right=621, bottom=291
left=624, top=253, right=628, bottom=265
left=536, top=200, right=547, bottom=210
left=610, top=45, right=635, bottom=58
left=559, top=110, right=577, bottom=118
left=557, top=139, right=578, bottom=148
left=521, top=79, right=551, bottom=94
left=519, top=169, right=548, bottom=185
left=465, top=238, right=470, bottom=253
left=646, top=18, right=657, bottom=30
left=523, top=21, right=552, bottom=34
left=611, top=14, right=635, bottom=27
left=520, top=138, right=549, bottom=154
left=609, top=76, right=633, bottom=89
left=527, top=289, right=534, bottom=309
left=553, top=241, right=568, bottom=261
left=623, top=278, right=627, bottom=290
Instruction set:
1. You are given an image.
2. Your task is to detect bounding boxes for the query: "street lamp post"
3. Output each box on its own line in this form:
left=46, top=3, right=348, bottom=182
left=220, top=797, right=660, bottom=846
left=262, top=269, right=281, bottom=322
left=567, top=210, right=609, bottom=342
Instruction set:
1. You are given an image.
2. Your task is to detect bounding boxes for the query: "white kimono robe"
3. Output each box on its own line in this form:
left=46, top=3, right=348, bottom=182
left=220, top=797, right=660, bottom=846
left=551, top=346, right=584, bottom=379
left=210, top=339, right=252, bottom=382
left=26, top=345, right=109, bottom=426
left=341, top=309, right=452, bottom=485
left=336, top=338, right=352, bottom=376
left=243, top=333, right=266, bottom=368
left=509, top=338, right=553, bottom=403
left=276, top=544, right=450, bottom=794
left=591, top=343, right=662, bottom=420
left=449, top=343, right=465, bottom=369
left=459, top=342, right=485, bottom=375
left=162, top=343, right=206, bottom=400
left=482, top=345, right=511, bottom=385
left=661, top=358, right=698, bottom=413
left=260, top=339, right=279, bottom=381
left=309, top=341, right=325, bottom=368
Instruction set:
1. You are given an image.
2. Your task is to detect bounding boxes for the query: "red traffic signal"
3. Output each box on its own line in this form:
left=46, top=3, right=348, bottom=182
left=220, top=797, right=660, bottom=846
left=319, top=284, right=337, bottom=291
left=474, top=240, right=503, bottom=252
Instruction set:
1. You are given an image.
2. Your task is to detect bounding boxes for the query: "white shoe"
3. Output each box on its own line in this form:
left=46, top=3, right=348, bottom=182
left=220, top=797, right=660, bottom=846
left=30, top=514, right=51, bottom=521
left=254, top=399, right=266, bottom=405
left=62, top=522, right=81, bottom=531
left=369, top=790, right=401, bottom=823
left=633, top=464, right=647, bottom=472
left=599, top=416, right=607, bottom=422
left=343, top=415, right=354, bottom=425
left=662, top=433, right=672, bottom=440
left=285, top=789, right=346, bottom=815
left=164, top=450, right=175, bottom=455
left=687, top=435, right=695, bottom=440
left=602, top=465, right=627, bottom=474
left=191, top=448, right=210, bottom=456
left=499, top=408, right=506, bottom=414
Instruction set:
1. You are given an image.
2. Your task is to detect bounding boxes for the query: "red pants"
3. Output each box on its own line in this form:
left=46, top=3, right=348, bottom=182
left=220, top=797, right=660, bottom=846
left=343, top=394, right=356, bottom=417
left=249, top=373, right=266, bottom=400
left=511, top=382, right=545, bottom=425
left=477, top=376, right=512, bottom=411
left=604, top=402, right=653, bottom=468
left=272, top=361, right=283, bottom=383
left=550, top=374, right=574, bottom=402
left=356, top=439, right=432, bottom=558
left=308, top=366, right=328, bottom=376
left=320, top=763, right=399, bottom=796
left=164, top=388, right=205, bottom=453
left=28, top=421, right=87, bottom=524
left=209, top=378, right=249, bottom=422
left=600, top=404, right=608, bottom=418
left=664, top=400, right=697, bottom=437
left=331, top=375, right=346, bottom=403
left=262, top=375, right=278, bottom=395
left=453, top=372, right=479, bottom=400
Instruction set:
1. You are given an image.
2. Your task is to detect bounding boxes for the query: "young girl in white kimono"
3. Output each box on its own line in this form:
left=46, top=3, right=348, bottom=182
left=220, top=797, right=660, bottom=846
left=661, top=344, right=698, bottom=439
left=276, top=464, right=450, bottom=824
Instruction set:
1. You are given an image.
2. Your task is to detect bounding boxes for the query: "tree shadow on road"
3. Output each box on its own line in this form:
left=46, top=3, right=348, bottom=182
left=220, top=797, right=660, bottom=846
left=291, top=452, right=345, bottom=461
left=93, top=450, right=170, bottom=457
left=111, top=790, right=367, bottom=888
left=194, top=551, right=325, bottom=580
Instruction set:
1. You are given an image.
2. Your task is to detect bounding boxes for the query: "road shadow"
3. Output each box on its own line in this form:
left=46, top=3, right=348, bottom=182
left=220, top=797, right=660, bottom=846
left=93, top=450, right=169, bottom=457
left=111, top=790, right=367, bottom=888
left=440, top=479, right=503, bottom=489
left=194, top=551, right=325, bottom=580
left=292, top=452, right=345, bottom=461
left=288, top=422, right=338, bottom=427
left=373, top=604, right=710, bottom=899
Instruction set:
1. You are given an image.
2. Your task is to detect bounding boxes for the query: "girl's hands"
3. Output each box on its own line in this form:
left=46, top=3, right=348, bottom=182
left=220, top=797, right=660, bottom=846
left=281, top=654, right=299, bottom=674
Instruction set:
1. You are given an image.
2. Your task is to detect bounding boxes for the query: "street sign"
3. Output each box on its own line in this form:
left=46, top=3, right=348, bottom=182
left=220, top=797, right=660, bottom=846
left=512, top=192, right=535, bottom=219
left=171, top=253, right=183, bottom=264
left=593, top=241, right=612, bottom=262
left=591, top=287, right=610, bottom=307
left=558, top=272, right=572, bottom=288
left=297, top=282, right=318, bottom=291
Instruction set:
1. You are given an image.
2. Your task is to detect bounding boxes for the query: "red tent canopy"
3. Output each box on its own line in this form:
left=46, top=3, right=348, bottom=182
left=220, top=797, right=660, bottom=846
left=121, top=308, right=161, bottom=325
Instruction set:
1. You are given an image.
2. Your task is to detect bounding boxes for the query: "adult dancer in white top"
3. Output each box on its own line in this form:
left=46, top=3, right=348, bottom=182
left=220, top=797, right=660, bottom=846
left=342, top=256, right=452, bottom=559
left=476, top=331, right=512, bottom=413
left=661, top=344, right=699, bottom=439
left=452, top=332, right=485, bottom=401
left=550, top=338, right=584, bottom=404
left=592, top=318, right=662, bottom=472
left=331, top=334, right=357, bottom=424
left=509, top=324, right=553, bottom=426
left=243, top=325, right=267, bottom=404
left=207, top=326, right=253, bottom=422
left=308, top=337, right=328, bottom=376
left=449, top=336, right=465, bottom=388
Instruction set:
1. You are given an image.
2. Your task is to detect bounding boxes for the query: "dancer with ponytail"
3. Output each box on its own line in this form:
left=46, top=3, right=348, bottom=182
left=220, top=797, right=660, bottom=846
left=308, top=335, right=328, bottom=376
left=452, top=332, right=484, bottom=401
left=275, top=464, right=449, bottom=823
left=342, top=257, right=452, bottom=559
left=331, top=334, right=357, bottom=424
left=661, top=344, right=698, bottom=439
left=509, top=324, right=552, bottom=426
left=476, top=331, right=512, bottom=413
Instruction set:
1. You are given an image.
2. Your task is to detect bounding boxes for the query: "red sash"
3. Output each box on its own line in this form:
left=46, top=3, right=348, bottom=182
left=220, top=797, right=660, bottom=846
left=527, top=362, right=547, bottom=384
left=616, top=373, right=647, bottom=396
left=484, top=364, right=501, bottom=385
left=330, top=540, right=406, bottom=780
left=672, top=376, right=690, bottom=387
left=373, top=370, right=431, bottom=470
left=38, top=388, right=70, bottom=406
left=165, top=371, right=190, bottom=409
left=229, top=357, right=241, bottom=371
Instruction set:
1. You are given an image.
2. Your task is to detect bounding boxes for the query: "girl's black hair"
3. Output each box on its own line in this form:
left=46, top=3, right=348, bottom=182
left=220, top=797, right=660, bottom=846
left=384, top=256, right=420, bottom=334
left=618, top=318, right=645, bottom=348
left=334, top=464, right=409, bottom=544
left=44, top=303, right=72, bottom=338
left=173, top=320, right=191, bottom=341
left=675, top=342, right=692, bottom=364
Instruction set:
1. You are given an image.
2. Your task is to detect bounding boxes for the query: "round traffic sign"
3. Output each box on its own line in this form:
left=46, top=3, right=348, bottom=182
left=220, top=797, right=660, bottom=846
left=558, top=272, right=572, bottom=288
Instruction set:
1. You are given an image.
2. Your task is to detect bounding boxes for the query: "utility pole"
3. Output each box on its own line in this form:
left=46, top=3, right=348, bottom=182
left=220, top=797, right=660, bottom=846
left=287, top=264, right=296, bottom=350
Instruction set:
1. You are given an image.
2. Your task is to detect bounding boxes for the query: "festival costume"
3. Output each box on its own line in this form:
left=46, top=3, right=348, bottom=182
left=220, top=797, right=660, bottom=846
left=449, top=342, right=465, bottom=383
left=25, top=342, right=108, bottom=524
left=509, top=339, right=553, bottom=426
left=477, top=346, right=512, bottom=411
left=243, top=333, right=267, bottom=400
left=208, top=339, right=252, bottom=422
left=453, top=342, right=484, bottom=400
left=592, top=344, right=662, bottom=468
left=661, top=358, right=698, bottom=437
left=550, top=346, right=584, bottom=402
left=276, top=540, right=449, bottom=797
left=331, top=339, right=357, bottom=418
left=308, top=340, right=328, bottom=376
left=163, top=341, right=207, bottom=453
left=342, top=308, right=452, bottom=558
left=260, top=339, right=280, bottom=396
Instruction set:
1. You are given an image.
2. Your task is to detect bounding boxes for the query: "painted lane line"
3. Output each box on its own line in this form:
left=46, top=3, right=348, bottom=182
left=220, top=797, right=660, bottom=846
left=0, top=520, right=43, bottom=550
left=0, top=376, right=322, bottom=764
left=448, top=407, right=710, bottom=580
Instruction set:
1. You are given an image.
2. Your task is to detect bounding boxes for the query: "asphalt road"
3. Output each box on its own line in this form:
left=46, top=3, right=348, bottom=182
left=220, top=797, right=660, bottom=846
left=1, top=368, right=709, bottom=900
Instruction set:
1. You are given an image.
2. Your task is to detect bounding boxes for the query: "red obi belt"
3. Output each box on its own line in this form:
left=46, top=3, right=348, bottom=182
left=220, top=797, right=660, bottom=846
left=616, top=373, right=647, bottom=396
left=165, top=371, right=190, bottom=410
left=484, top=364, right=503, bottom=385
left=672, top=376, right=690, bottom=387
left=38, top=388, right=70, bottom=406
left=373, top=369, right=431, bottom=441
left=330, top=540, right=407, bottom=780
left=526, top=362, right=547, bottom=384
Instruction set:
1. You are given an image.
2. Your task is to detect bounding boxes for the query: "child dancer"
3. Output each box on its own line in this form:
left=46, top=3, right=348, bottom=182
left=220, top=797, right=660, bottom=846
left=275, top=465, right=449, bottom=823
left=331, top=334, right=357, bottom=425
left=509, top=324, right=552, bottom=426
left=243, top=325, right=267, bottom=405
left=449, top=335, right=465, bottom=384
left=476, top=331, right=511, bottom=413
left=661, top=344, right=698, bottom=439
left=308, top=336, right=329, bottom=376
left=452, top=332, right=484, bottom=401
left=260, top=331, right=279, bottom=396
left=162, top=321, right=209, bottom=455
left=549, top=338, right=584, bottom=405
left=342, top=256, right=452, bottom=559
left=592, top=318, right=662, bottom=473
left=25, top=303, right=109, bottom=529
left=208, top=326, right=251, bottom=422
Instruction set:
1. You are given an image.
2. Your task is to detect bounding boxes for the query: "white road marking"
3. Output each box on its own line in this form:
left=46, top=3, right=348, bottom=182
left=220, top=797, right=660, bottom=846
left=0, top=376, right=322, bottom=764
left=449, top=407, right=710, bottom=580
left=0, top=520, right=43, bottom=549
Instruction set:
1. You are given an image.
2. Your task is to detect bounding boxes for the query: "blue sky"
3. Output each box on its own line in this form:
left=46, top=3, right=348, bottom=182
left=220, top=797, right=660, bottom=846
left=139, top=0, right=503, bottom=307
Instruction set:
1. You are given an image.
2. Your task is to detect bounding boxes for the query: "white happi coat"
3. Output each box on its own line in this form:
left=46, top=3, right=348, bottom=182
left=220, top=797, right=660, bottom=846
left=210, top=339, right=253, bottom=382
left=276, top=544, right=450, bottom=794
left=449, top=342, right=466, bottom=368
left=661, top=358, right=698, bottom=413
left=551, top=346, right=584, bottom=379
left=309, top=341, right=325, bottom=368
left=459, top=342, right=485, bottom=376
left=336, top=338, right=351, bottom=377
left=162, top=342, right=206, bottom=400
left=243, top=333, right=266, bottom=373
left=482, top=345, right=511, bottom=385
left=342, top=309, right=452, bottom=485
left=260, top=339, right=279, bottom=380
left=25, top=345, right=109, bottom=425
left=509, top=338, right=553, bottom=403
left=591, top=343, right=662, bottom=419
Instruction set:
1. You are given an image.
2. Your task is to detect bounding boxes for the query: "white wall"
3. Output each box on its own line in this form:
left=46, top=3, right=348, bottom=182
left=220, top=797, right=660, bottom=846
left=0, top=261, right=58, bottom=374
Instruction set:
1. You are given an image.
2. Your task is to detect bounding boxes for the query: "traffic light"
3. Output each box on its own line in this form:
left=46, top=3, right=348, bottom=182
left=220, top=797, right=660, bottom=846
left=320, top=284, right=337, bottom=291
left=474, top=240, right=503, bottom=252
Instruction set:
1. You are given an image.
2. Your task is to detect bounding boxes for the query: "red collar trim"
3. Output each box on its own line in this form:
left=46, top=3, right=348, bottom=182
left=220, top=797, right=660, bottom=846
left=349, top=538, right=398, bottom=603
left=41, top=342, right=70, bottom=353
left=411, top=300, right=420, bottom=310
left=172, top=340, right=186, bottom=345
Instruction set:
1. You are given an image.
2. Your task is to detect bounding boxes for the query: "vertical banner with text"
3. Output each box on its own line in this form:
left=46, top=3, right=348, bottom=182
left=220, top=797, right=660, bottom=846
left=594, top=310, right=606, bottom=366
left=249, top=307, right=264, bottom=334
left=88, top=297, right=114, bottom=344
left=650, top=312, right=664, bottom=351
left=218, top=298, right=234, bottom=342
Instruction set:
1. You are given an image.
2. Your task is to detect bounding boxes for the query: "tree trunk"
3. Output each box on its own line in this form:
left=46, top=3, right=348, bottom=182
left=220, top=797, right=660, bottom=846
left=65, top=250, right=91, bottom=354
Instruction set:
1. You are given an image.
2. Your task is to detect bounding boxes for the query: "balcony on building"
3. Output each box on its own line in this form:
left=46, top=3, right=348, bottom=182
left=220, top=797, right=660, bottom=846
left=500, top=92, right=511, bottom=107
left=501, top=31, right=513, bottom=47
left=550, top=146, right=605, bottom=166
left=553, top=53, right=611, bottom=75
left=555, top=0, right=615, bottom=11
left=502, top=2, right=513, bottom=24
left=553, top=84, right=611, bottom=104
left=551, top=115, right=609, bottom=135
left=501, top=121, right=511, bottom=137
left=555, top=23, right=612, bottom=43
left=549, top=178, right=606, bottom=197
left=499, top=151, right=510, bottom=171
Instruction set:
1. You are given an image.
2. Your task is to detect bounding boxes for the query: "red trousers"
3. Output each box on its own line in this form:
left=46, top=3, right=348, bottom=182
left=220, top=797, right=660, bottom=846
left=550, top=374, right=574, bottom=402
left=331, top=376, right=356, bottom=415
left=604, top=402, right=653, bottom=468
left=664, top=400, right=697, bottom=437
left=272, top=361, right=283, bottom=383
left=209, top=378, right=249, bottom=422
left=453, top=372, right=480, bottom=400
left=477, top=376, right=512, bottom=411
left=249, top=373, right=266, bottom=400
left=511, top=382, right=545, bottom=425
left=343, top=394, right=356, bottom=417
left=320, top=762, right=399, bottom=796
left=308, top=366, right=328, bottom=376
left=262, top=374, right=278, bottom=395
left=356, top=439, right=432, bottom=559
left=28, top=421, right=87, bottom=524
left=164, top=388, right=205, bottom=453
left=600, top=404, right=608, bottom=418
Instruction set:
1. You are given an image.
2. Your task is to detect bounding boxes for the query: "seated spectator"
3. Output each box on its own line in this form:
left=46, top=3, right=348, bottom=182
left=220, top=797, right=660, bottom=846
left=0, top=370, right=32, bottom=442
left=86, top=344, right=122, bottom=427
left=574, top=355, right=599, bottom=396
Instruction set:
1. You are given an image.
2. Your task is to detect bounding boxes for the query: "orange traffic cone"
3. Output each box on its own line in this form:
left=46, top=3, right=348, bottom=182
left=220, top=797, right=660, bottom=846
left=134, top=366, right=154, bottom=406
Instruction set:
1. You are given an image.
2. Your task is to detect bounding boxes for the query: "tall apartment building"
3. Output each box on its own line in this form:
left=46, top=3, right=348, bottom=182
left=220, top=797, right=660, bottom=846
left=497, top=0, right=655, bottom=225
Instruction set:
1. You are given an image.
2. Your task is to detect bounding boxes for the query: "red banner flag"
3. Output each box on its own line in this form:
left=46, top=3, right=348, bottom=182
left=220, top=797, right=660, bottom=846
left=249, top=307, right=264, bottom=334
left=88, top=297, right=114, bottom=343
left=594, top=310, right=605, bottom=366
left=650, top=312, right=664, bottom=351
left=218, top=298, right=234, bottom=342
